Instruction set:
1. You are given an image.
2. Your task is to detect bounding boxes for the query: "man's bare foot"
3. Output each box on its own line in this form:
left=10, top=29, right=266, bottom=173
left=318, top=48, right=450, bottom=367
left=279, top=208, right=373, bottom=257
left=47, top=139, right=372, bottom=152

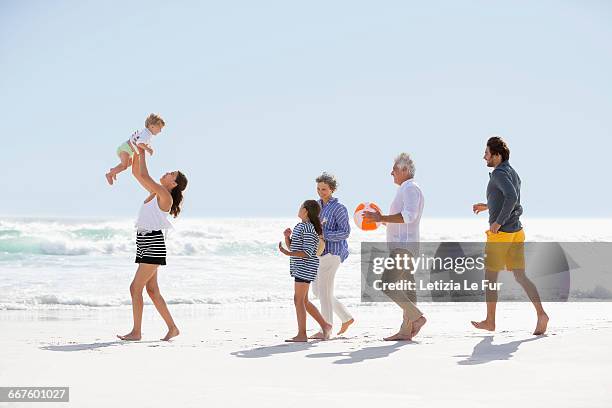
left=533, top=313, right=549, bottom=335
left=337, top=318, right=354, bottom=335
left=383, top=331, right=412, bottom=341
left=410, top=316, right=427, bottom=338
left=105, top=173, right=114, bottom=185
left=308, top=332, right=324, bottom=339
left=471, top=320, right=495, bottom=331
left=117, top=332, right=141, bottom=341
left=285, top=335, right=308, bottom=342
left=161, top=326, right=180, bottom=341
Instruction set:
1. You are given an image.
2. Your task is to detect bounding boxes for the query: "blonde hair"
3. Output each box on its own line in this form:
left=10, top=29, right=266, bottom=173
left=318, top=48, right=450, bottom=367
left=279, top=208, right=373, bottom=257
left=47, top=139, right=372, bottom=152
left=145, top=113, right=165, bottom=128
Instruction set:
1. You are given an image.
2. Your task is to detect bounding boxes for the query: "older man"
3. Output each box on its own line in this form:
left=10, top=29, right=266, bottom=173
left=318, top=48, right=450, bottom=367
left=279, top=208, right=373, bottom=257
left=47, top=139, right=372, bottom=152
left=364, top=153, right=427, bottom=341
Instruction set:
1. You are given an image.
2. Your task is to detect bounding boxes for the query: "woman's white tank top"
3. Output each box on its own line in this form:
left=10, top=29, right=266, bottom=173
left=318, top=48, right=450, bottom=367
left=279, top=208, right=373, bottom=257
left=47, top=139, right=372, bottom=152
left=136, top=196, right=173, bottom=231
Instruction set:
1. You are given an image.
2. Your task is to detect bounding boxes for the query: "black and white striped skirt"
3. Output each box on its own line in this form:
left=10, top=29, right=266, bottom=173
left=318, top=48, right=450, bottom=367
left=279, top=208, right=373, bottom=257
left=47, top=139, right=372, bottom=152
left=135, top=230, right=167, bottom=265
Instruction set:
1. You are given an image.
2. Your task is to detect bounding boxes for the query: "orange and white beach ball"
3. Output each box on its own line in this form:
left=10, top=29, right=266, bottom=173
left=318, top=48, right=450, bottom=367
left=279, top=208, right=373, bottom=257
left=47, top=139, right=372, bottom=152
left=353, top=202, right=382, bottom=231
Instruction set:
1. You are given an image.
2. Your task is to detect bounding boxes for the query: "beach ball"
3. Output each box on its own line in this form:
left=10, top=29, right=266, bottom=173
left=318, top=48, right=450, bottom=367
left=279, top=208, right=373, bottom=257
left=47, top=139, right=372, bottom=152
left=354, top=202, right=382, bottom=231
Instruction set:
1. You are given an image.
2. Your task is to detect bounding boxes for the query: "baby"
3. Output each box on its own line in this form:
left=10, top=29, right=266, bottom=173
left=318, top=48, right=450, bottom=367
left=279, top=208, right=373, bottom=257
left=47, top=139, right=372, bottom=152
left=105, top=113, right=165, bottom=185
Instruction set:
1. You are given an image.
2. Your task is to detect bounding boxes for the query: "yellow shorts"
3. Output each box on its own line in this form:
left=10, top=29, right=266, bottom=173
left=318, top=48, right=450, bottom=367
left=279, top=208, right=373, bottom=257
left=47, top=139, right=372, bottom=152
left=485, top=228, right=525, bottom=272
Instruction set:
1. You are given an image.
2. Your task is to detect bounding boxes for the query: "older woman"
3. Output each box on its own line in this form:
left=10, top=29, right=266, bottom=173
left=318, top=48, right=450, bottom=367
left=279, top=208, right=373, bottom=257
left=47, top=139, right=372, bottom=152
left=310, top=172, right=354, bottom=339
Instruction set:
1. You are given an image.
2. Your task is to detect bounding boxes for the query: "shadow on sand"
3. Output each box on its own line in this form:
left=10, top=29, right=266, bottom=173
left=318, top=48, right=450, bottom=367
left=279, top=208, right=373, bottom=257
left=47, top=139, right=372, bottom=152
left=231, top=341, right=320, bottom=358
left=40, top=340, right=160, bottom=352
left=455, top=335, right=546, bottom=365
left=305, top=341, right=417, bottom=364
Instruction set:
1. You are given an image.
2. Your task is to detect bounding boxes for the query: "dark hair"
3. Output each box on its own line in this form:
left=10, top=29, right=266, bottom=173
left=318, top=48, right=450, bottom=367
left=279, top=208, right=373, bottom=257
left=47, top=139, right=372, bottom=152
left=302, top=200, right=322, bottom=235
left=487, top=136, right=510, bottom=162
left=170, top=171, right=188, bottom=218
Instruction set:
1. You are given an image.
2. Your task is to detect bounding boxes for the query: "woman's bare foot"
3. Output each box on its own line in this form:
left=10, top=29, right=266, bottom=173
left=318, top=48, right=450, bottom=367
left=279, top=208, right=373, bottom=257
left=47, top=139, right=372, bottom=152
left=322, top=323, right=333, bottom=340
left=117, top=331, right=141, bottom=341
left=471, top=319, right=495, bottom=331
left=308, top=332, right=325, bottom=339
left=337, top=318, right=354, bottom=335
left=105, top=173, right=114, bottom=185
left=285, top=335, right=308, bottom=342
left=410, top=316, right=427, bottom=338
left=533, top=313, right=549, bottom=335
left=383, top=331, right=412, bottom=341
left=161, top=326, right=180, bottom=341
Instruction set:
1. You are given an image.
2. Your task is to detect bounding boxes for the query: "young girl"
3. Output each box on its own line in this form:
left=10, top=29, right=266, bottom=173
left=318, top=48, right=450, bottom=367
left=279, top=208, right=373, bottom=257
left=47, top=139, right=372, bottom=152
left=105, top=113, right=165, bottom=185
left=278, top=200, right=332, bottom=342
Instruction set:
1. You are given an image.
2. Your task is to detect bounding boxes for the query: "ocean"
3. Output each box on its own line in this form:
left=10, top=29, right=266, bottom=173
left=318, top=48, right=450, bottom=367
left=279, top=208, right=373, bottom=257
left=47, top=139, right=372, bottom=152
left=1, top=217, right=611, bottom=310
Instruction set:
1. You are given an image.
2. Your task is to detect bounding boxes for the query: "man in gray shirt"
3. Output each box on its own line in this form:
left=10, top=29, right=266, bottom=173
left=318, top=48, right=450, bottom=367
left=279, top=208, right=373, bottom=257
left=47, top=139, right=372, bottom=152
left=472, top=136, right=549, bottom=335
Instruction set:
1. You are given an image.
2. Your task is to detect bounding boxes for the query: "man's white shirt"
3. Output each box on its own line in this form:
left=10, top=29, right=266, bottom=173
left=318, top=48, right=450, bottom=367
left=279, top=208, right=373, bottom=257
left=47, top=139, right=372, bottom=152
left=386, top=179, right=424, bottom=251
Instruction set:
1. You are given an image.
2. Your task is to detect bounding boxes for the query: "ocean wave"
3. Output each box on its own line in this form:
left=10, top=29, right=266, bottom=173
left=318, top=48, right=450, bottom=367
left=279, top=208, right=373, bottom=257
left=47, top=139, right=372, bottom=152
left=2, top=217, right=611, bottom=258
left=2, top=289, right=611, bottom=311
left=570, top=285, right=612, bottom=300
left=0, top=236, right=282, bottom=258
left=32, top=294, right=127, bottom=307
left=0, top=219, right=283, bottom=257
left=0, top=236, right=131, bottom=256
left=0, top=293, right=293, bottom=309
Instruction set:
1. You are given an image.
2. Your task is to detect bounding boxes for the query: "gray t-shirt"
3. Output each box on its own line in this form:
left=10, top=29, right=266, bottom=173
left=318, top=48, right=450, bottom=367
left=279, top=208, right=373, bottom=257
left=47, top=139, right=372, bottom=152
left=487, top=161, right=523, bottom=233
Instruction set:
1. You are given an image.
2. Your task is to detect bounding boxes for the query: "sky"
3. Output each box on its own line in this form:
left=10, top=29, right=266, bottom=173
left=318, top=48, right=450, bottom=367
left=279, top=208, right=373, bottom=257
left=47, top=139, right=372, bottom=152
left=1, top=0, right=611, bottom=218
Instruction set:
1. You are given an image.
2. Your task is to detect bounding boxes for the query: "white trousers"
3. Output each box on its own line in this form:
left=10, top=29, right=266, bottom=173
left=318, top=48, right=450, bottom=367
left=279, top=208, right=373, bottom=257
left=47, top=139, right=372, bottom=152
left=312, top=254, right=353, bottom=325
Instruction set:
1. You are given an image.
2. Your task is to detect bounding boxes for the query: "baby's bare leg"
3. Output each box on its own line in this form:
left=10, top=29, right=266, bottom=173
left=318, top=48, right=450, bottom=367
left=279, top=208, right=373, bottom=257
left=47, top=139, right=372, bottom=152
left=106, top=152, right=131, bottom=185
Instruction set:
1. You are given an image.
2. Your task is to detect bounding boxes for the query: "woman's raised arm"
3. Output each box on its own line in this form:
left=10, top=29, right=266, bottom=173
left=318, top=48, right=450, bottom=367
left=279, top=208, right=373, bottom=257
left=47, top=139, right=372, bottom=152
left=135, top=146, right=172, bottom=211
left=131, top=145, right=155, bottom=194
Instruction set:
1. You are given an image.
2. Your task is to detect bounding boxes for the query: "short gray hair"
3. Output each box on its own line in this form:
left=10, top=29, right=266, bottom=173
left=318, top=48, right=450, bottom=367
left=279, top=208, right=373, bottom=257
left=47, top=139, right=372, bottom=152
left=316, top=172, right=338, bottom=191
left=394, top=153, right=415, bottom=177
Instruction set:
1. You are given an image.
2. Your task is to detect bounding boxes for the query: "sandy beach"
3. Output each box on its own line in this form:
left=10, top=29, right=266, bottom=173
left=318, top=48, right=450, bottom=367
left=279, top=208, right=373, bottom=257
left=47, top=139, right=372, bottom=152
left=3, top=0, right=612, bottom=406
left=1, top=301, right=611, bottom=407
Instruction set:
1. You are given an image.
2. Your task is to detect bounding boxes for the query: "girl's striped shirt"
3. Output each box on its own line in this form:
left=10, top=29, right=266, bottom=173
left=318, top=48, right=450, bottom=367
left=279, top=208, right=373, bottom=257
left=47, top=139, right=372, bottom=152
left=289, top=222, right=320, bottom=282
